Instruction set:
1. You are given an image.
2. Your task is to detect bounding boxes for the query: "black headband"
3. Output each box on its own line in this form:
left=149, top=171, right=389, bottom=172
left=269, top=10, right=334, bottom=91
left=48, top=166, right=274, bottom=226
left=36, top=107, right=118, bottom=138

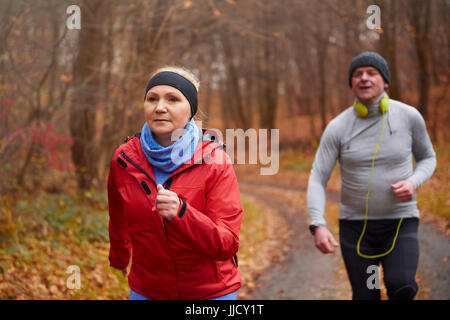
left=144, top=71, right=198, bottom=118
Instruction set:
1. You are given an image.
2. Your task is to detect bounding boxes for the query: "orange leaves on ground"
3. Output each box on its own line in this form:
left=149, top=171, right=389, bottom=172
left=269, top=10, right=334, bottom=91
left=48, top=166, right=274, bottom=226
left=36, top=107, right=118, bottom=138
left=0, top=192, right=129, bottom=300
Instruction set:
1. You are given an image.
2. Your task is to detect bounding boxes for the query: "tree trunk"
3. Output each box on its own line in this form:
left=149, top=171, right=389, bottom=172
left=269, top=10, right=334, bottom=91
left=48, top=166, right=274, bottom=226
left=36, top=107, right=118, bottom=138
left=410, top=0, right=432, bottom=119
left=221, top=28, right=250, bottom=129
left=256, top=6, right=278, bottom=130
left=378, top=0, right=402, bottom=100
left=315, top=17, right=329, bottom=132
left=70, top=0, right=104, bottom=190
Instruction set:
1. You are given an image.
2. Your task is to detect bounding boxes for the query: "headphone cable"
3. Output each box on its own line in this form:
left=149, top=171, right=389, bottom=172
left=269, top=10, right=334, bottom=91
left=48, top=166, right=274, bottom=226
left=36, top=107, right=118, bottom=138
left=356, top=112, right=404, bottom=259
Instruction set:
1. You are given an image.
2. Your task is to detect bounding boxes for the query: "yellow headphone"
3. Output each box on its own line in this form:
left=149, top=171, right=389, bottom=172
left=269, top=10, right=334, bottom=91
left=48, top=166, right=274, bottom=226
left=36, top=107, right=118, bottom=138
left=353, top=94, right=404, bottom=259
left=353, top=94, right=390, bottom=118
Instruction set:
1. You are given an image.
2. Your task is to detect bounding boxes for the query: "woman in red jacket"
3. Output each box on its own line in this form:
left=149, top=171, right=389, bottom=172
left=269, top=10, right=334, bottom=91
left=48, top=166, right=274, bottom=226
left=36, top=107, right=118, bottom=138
left=107, top=66, right=242, bottom=300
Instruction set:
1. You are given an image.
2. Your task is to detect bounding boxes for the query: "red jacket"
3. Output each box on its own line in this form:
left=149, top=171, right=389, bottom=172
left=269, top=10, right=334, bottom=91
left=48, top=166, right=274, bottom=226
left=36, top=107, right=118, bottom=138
left=107, top=133, right=242, bottom=299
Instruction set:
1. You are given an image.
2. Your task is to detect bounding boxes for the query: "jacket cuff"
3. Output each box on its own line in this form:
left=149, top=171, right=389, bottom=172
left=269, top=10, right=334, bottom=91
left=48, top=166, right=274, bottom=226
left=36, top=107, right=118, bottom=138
left=109, top=256, right=129, bottom=270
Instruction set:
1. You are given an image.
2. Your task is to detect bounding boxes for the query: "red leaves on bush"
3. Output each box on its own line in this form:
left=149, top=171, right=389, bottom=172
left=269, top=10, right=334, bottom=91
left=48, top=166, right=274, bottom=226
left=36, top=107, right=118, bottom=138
left=28, top=121, right=75, bottom=172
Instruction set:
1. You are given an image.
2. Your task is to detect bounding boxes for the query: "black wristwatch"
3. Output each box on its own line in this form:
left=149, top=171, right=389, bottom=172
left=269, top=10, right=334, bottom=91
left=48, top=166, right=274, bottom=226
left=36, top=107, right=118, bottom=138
left=309, top=224, right=318, bottom=235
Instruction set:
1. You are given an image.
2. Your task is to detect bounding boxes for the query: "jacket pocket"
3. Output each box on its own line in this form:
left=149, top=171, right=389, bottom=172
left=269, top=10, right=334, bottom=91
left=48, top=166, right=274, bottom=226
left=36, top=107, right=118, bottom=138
left=232, top=254, right=238, bottom=267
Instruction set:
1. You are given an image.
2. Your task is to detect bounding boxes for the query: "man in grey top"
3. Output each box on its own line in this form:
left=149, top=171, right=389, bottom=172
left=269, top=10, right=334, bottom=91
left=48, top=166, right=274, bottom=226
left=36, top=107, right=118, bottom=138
left=307, top=51, right=436, bottom=300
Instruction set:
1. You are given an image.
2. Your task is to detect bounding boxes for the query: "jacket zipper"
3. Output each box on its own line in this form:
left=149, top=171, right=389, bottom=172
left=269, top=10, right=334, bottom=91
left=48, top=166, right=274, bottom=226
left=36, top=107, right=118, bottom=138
left=121, top=152, right=157, bottom=187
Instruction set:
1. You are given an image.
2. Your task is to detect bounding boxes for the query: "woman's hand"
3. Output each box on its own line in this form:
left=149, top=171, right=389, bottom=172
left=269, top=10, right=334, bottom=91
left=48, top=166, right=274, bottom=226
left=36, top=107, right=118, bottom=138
left=155, top=184, right=180, bottom=222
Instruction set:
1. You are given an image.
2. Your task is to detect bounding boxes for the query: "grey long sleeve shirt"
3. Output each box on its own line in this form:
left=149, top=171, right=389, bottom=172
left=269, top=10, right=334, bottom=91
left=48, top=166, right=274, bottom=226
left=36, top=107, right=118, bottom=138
left=307, top=94, right=436, bottom=227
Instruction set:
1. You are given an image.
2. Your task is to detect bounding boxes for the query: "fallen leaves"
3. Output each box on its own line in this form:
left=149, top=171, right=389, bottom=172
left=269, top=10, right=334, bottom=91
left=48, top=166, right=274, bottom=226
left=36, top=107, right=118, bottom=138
left=0, top=192, right=129, bottom=300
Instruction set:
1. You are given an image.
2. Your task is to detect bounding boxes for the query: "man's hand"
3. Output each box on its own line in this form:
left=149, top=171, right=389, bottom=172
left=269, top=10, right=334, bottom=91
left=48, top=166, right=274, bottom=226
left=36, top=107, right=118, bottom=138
left=391, top=180, right=415, bottom=202
left=314, top=226, right=339, bottom=254
left=155, top=184, right=180, bottom=222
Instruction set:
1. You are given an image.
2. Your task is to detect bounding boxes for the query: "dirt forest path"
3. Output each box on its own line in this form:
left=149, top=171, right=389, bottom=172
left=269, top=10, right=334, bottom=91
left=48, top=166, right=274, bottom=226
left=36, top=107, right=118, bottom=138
left=239, top=181, right=450, bottom=300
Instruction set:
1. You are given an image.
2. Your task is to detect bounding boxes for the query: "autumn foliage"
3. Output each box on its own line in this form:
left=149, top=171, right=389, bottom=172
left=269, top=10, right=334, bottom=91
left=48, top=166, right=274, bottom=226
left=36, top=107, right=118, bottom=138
left=0, top=0, right=448, bottom=300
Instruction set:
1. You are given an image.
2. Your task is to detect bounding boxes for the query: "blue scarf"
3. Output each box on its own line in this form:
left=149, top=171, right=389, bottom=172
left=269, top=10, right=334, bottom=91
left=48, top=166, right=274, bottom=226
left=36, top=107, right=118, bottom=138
left=140, top=118, right=200, bottom=185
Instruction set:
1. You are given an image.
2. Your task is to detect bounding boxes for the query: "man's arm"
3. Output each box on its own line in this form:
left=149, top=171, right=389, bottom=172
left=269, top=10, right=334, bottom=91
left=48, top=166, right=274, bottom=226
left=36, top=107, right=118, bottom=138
left=307, top=122, right=341, bottom=254
left=307, top=122, right=340, bottom=227
left=407, top=108, right=436, bottom=190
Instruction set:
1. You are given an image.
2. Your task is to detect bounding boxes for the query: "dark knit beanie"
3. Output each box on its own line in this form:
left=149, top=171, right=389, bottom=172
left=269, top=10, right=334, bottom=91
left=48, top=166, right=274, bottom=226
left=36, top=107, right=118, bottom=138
left=348, top=51, right=390, bottom=87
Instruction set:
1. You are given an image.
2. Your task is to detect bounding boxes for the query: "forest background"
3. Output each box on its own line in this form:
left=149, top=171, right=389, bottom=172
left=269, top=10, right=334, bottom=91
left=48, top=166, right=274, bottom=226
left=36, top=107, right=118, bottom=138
left=0, top=0, right=448, bottom=299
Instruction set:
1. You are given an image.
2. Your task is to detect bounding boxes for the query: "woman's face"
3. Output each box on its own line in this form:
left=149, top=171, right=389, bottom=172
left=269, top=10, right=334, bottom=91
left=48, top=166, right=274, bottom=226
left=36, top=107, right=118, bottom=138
left=144, top=85, right=191, bottom=147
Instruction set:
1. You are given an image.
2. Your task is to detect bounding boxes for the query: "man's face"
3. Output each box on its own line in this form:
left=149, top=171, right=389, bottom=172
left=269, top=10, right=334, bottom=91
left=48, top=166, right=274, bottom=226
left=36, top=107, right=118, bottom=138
left=351, top=66, right=388, bottom=105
